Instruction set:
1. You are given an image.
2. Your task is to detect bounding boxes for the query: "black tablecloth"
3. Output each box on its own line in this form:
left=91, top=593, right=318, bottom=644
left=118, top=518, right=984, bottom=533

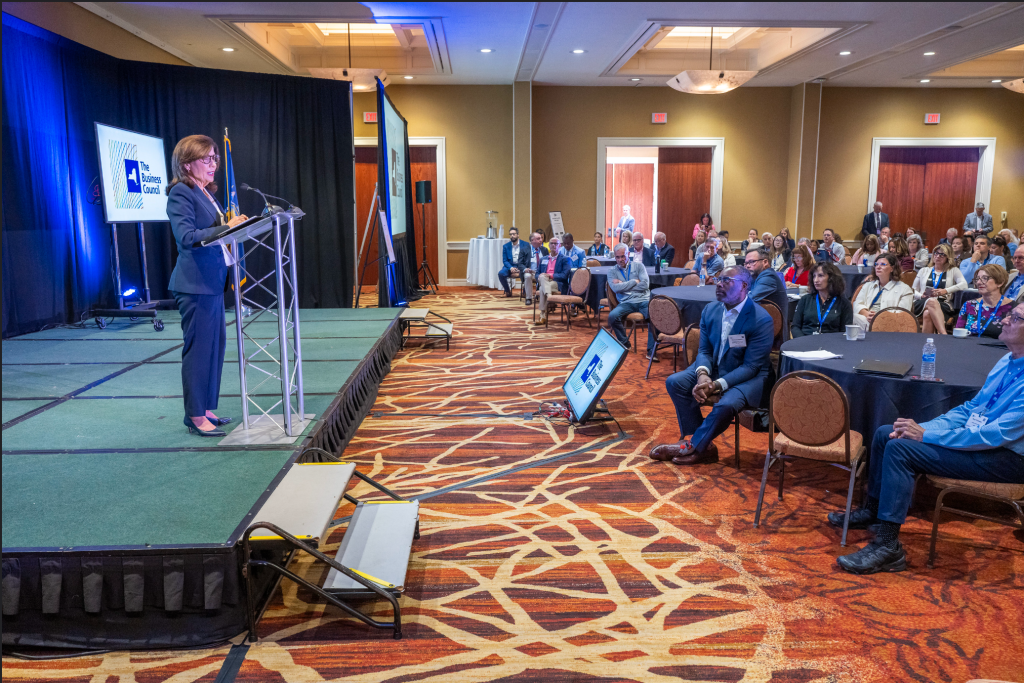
left=589, top=256, right=616, bottom=266
left=588, top=267, right=690, bottom=312
left=780, top=332, right=1005, bottom=441
left=837, top=265, right=871, bottom=297
left=655, top=285, right=720, bottom=328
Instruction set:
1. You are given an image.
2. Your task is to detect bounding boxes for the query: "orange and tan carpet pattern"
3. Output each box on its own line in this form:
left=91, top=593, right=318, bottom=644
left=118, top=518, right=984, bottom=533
left=4, top=288, right=1023, bottom=683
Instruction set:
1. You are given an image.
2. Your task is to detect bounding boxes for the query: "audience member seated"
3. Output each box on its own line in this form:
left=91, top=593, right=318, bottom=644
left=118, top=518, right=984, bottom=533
left=908, top=234, right=930, bottom=269
left=999, top=228, right=1019, bottom=258
left=851, top=234, right=882, bottom=267
left=695, top=238, right=726, bottom=279
left=649, top=266, right=774, bottom=465
left=553, top=233, right=586, bottom=295
left=955, top=265, right=1015, bottom=339
left=644, top=231, right=675, bottom=267
left=618, top=229, right=633, bottom=249
left=886, top=235, right=916, bottom=273
left=606, top=243, right=653, bottom=354
left=852, top=253, right=914, bottom=332
left=535, top=236, right=561, bottom=323
left=587, top=231, right=610, bottom=256
left=693, top=212, right=714, bottom=239
left=878, top=226, right=891, bottom=252
left=780, top=227, right=795, bottom=250
left=990, top=235, right=1009, bottom=262
left=740, top=229, right=759, bottom=254
left=498, top=227, right=531, bottom=297
left=718, top=236, right=737, bottom=268
left=791, top=262, right=853, bottom=337
left=1004, top=248, right=1024, bottom=303
left=818, top=228, right=846, bottom=264
left=784, top=244, right=814, bottom=288
left=829, top=301, right=1024, bottom=574
left=689, top=230, right=708, bottom=262
left=963, top=201, right=993, bottom=236
left=522, top=231, right=549, bottom=305
left=916, top=244, right=968, bottom=335
left=744, top=246, right=790, bottom=331
left=939, top=227, right=957, bottom=246
left=862, top=201, right=888, bottom=237
left=629, top=231, right=647, bottom=264
left=959, top=235, right=1006, bottom=286
left=950, top=236, right=966, bottom=267
left=769, top=234, right=791, bottom=271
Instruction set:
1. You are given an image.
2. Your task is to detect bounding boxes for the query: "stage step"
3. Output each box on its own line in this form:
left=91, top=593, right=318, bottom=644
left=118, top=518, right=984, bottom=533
left=248, top=462, right=356, bottom=548
left=399, top=308, right=428, bottom=320
left=425, top=322, right=453, bottom=337
left=323, top=500, right=420, bottom=596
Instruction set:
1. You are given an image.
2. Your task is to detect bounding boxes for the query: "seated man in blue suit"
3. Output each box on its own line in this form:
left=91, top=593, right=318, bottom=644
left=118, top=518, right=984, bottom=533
left=498, top=227, right=531, bottom=297
left=643, top=232, right=676, bottom=268
left=649, top=266, right=774, bottom=465
left=552, top=233, right=587, bottom=294
left=744, top=246, right=789, bottom=334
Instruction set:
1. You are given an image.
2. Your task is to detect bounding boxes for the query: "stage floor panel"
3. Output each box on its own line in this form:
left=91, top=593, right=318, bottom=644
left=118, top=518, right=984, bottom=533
left=223, top=335, right=382, bottom=361
left=1, top=338, right=181, bottom=364
left=228, top=318, right=396, bottom=339
left=2, top=363, right=133, bottom=398
left=2, top=450, right=293, bottom=549
left=2, top=399, right=51, bottom=423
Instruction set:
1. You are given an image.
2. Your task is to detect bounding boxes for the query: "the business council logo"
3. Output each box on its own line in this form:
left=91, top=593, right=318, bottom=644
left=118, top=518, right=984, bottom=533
left=108, top=140, right=163, bottom=209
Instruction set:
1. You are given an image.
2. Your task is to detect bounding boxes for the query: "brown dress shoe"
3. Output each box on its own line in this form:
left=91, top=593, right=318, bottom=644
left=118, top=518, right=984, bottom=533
left=672, top=443, right=719, bottom=466
left=649, top=442, right=688, bottom=461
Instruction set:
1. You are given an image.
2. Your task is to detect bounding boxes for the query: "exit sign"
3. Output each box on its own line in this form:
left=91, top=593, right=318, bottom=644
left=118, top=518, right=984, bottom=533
left=363, top=112, right=377, bottom=123
left=652, top=112, right=667, bottom=124
left=924, top=113, right=940, bottom=124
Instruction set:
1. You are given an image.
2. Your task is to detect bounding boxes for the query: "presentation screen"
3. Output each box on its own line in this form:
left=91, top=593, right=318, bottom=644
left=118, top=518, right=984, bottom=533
left=562, top=328, right=628, bottom=424
left=378, top=89, right=408, bottom=236
left=94, top=123, right=169, bottom=223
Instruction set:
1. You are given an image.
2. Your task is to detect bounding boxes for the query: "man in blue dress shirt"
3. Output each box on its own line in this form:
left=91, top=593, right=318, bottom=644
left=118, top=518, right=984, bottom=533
left=830, top=301, right=1024, bottom=574
left=959, top=235, right=1006, bottom=286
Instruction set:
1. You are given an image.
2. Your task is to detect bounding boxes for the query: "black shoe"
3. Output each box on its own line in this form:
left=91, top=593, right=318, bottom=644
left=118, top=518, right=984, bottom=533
left=183, top=416, right=225, bottom=437
left=207, top=415, right=232, bottom=426
left=837, top=541, right=907, bottom=574
left=827, top=507, right=878, bottom=530
left=503, top=290, right=512, bottom=297
left=525, top=298, right=533, bottom=305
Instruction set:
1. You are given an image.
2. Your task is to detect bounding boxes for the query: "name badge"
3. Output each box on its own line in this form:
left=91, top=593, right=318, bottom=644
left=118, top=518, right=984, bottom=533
left=965, top=412, right=988, bottom=430
left=728, top=334, right=747, bottom=349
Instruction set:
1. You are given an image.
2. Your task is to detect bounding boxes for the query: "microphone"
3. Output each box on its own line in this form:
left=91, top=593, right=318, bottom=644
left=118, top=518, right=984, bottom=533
left=240, top=183, right=285, bottom=215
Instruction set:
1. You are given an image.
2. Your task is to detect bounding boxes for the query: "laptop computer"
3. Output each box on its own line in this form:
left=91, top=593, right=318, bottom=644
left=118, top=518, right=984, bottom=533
left=853, top=359, right=912, bottom=378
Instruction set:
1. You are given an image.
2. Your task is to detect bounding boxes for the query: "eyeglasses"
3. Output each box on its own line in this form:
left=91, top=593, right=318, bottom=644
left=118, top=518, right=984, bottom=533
left=975, top=275, right=991, bottom=284
left=1005, top=312, right=1024, bottom=325
left=717, top=276, right=742, bottom=285
left=195, top=154, right=220, bottom=165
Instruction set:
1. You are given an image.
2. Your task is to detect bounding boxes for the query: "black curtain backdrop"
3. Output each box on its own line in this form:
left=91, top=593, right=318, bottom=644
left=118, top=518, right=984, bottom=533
left=2, top=14, right=356, bottom=337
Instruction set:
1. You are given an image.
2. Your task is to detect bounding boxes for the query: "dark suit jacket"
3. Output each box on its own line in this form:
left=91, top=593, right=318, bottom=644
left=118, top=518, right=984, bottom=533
left=643, top=244, right=676, bottom=267
left=695, top=299, right=774, bottom=407
left=526, top=245, right=550, bottom=272
left=167, top=182, right=228, bottom=295
left=862, top=211, right=889, bottom=236
left=616, top=216, right=635, bottom=232
left=501, top=240, right=531, bottom=273
left=749, top=267, right=790, bottom=332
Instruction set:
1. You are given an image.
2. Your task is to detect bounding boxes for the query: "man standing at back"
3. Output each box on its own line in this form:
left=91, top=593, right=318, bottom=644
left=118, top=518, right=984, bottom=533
left=616, top=205, right=635, bottom=237
left=498, top=227, right=530, bottom=297
left=963, top=202, right=994, bottom=236
left=862, top=202, right=888, bottom=238
left=745, top=246, right=789, bottom=333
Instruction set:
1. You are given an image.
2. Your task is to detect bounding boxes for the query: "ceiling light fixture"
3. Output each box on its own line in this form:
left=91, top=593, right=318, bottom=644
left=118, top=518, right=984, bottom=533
left=667, top=26, right=757, bottom=94
left=479, top=48, right=493, bottom=53
left=923, top=51, right=936, bottom=56
left=991, top=79, right=1002, bottom=83
left=839, top=51, right=851, bottom=56
left=572, top=49, right=586, bottom=54
left=1002, top=78, right=1024, bottom=93
left=630, top=78, right=641, bottom=81
left=404, top=76, right=414, bottom=80
left=920, top=79, right=931, bottom=83
left=222, top=47, right=235, bottom=52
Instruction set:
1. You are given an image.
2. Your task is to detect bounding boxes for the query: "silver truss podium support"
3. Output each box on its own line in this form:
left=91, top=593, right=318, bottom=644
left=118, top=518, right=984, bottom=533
left=209, top=207, right=306, bottom=442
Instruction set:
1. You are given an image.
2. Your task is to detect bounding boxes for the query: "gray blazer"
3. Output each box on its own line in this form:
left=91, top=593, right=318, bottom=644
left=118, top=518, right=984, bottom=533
left=167, top=182, right=228, bottom=295
left=962, top=212, right=993, bottom=235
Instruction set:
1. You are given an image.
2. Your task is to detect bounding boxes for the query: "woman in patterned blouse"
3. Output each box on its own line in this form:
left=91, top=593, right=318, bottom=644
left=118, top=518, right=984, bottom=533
left=955, top=264, right=1015, bottom=339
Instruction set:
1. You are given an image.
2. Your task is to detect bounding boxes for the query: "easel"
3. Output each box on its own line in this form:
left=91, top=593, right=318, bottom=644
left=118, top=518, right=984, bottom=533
left=355, top=183, right=398, bottom=308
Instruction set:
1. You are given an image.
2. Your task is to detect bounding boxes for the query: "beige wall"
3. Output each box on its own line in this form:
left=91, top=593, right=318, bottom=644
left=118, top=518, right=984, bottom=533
left=3, top=3, right=188, bottom=65
left=815, top=87, right=1024, bottom=240
left=531, top=86, right=793, bottom=240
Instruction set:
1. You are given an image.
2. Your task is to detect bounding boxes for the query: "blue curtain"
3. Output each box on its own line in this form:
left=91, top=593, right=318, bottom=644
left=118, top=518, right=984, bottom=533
left=2, top=13, right=356, bottom=337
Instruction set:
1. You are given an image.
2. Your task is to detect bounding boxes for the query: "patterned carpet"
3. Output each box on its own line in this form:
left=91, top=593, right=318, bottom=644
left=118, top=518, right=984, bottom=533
left=4, top=288, right=1023, bottom=683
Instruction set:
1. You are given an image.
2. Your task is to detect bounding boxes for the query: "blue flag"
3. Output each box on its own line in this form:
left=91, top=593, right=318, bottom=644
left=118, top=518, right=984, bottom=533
left=223, top=128, right=240, bottom=219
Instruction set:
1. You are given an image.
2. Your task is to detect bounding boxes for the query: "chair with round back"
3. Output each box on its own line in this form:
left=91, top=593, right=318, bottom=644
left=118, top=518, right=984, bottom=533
left=683, top=323, right=700, bottom=367
left=645, top=295, right=685, bottom=378
left=924, top=477, right=1024, bottom=569
left=870, top=307, right=920, bottom=332
left=758, top=300, right=785, bottom=351
left=586, top=258, right=601, bottom=267
left=546, top=268, right=593, bottom=330
left=684, top=259, right=695, bottom=270
left=681, top=273, right=701, bottom=286
left=755, top=370, right=866, bottom=546
left=605, top=283, right=646, bottom=352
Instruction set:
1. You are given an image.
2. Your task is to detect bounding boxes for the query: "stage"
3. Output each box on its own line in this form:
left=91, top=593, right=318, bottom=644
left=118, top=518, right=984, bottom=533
left=1, top=307, right=402, bottom=649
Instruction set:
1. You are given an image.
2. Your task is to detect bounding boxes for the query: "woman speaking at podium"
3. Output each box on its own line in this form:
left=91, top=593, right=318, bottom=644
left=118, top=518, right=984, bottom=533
left=166, top=135, right=247, bottom=437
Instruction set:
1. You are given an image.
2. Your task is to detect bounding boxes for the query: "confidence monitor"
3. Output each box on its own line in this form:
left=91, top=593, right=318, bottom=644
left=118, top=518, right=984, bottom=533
left=94, top=123, right=169, bottom=223
left=563, top=328, right=629, bottom=424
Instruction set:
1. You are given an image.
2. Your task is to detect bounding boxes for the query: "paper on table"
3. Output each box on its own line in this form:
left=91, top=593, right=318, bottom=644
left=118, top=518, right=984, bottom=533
left=782, top=349, right=843, bottom=361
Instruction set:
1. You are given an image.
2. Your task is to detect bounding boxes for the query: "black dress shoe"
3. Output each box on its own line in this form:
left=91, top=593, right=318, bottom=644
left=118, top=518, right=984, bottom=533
left=183, top=416, right=225, bottom=437
left=837, top=541, right=907, bottom=574
left=207, top=415, right=232, bottom=426
left=827, top=507, right=878, bottom=530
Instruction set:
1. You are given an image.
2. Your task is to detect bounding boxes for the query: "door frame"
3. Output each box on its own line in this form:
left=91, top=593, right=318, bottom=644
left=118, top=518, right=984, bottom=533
left=596, top=137, right=724, bottom=235
left=355, top=136, right=449, bottom=285
left=867, top=137, right=996, bottom=213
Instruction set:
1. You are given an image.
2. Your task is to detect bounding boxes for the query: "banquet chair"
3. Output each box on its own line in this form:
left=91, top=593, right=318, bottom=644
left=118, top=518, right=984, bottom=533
left=680, top=273, right=701, bottom=286
left=759, top=301, right=785, bottom=350
left=900, top=271, right=917, bottom=287
left=586, top=258, right=601, bottom=267
left=844, top=255, right=852, bottom=265
left=546, top=268, right=592, bottom=331
left=850, top=282, right=865, bottom=304
left=754, top=370, right=866, bottom=546
left=684, top=260, right=695, bottom=269
left=924, top=476, right=1024, bottom=569
left=683, top=325, right=746, bottom=469
left=604, top=284, right=645, bottom=352
left=870, top=307, right=920, bottom=332
left=645, top=295, right=685, bottom=378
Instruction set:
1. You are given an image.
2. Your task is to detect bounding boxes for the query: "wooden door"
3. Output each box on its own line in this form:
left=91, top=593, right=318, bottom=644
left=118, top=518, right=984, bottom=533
left=606, top=164, right=655, bottom=240
left=877, top=147, right=979, bottom=247
left=409, top=147, right=439, bottom=284
left=656, top=147, right=713, bottom=264
left=355, top=146, right=380, bottom=286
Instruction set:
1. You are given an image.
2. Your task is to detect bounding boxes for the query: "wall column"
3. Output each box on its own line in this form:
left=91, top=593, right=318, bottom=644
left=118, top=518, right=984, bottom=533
left=785, top=82, right=823, bottom=240
left=513, top=81, right=532, bottom=234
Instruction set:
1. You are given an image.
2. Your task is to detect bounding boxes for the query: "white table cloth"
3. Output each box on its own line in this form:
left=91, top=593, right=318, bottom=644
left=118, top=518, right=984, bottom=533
left=467, top=237, right=507, bottom=289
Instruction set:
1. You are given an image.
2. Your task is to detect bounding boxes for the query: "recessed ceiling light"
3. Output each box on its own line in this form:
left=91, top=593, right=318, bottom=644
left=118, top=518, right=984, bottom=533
left=222, top=47, right=235, bottom=52
left=572, top=49, right=586, bottom=54
left=839, top=51, right=851, bottom=56
left=630, top=78, right=641, bottom=81
left=992, top=79, right=1002, bottom=83
left=404, top=76, right=414, bottom=80
left=923, top=51, right=936, bottom=56
left=920, top=79, right=931, bottom=83
left=479, top=48, right=493, bottom=53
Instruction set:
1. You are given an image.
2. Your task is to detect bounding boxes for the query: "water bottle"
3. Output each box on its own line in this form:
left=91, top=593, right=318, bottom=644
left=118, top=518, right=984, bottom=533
left=699, top=269, right=706, bottom=287
left=655, top=258, right=661, bottom=274
left=921, top=338, right=936, bottom=380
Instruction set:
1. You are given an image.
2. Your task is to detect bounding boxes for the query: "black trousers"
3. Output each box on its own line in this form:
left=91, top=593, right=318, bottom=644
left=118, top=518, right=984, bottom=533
left=173, top=291, right=226, bottom=417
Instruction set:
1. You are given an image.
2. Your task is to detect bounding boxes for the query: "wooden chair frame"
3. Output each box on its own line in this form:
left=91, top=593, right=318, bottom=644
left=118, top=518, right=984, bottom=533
left=755, top=370, right=866, bottom=546
left=645, top=294, right=684, bottom=379
left=605, top=284, right=645, bottom=352
left=546, top=268, right=593, bottom=331
left=925, top=480, right=1024, bottom=569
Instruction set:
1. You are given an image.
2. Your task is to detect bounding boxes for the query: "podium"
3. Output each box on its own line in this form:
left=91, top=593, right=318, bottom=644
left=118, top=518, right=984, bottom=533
left=203, top=207, right=306, bottom=440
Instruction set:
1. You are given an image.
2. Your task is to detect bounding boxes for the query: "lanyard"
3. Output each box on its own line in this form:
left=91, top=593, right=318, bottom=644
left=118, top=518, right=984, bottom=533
left=616, top=265, right=629, bottom=282
left=870, top=283, right=887, bottom=309
left=816, top=296, right=837, bottom=331
left=975, top=300, right=1002, bottom=337
left=789, top=267, right=801, bottom=283
left=930, top=269, right=943, bottom=289
left=982, top=365, right=1024, bottom=412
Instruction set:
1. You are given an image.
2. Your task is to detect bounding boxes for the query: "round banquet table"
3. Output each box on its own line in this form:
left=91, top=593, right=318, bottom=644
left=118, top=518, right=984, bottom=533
left=588, top=256, right=616, bottom=266
left=837, top=265, right=872, bottom=297
left=466, top=237, right=507, bottom=290
left=587, top=266, right=690, bottom=312
left=779, top=332, right=1005, bottom=442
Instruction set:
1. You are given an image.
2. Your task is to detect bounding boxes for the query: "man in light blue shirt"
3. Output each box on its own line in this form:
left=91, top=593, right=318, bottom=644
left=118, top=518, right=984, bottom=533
left=831, top=301, right=1024, bottom=575
left=959, top=235, right=1006, bottom=286
left=607, top=243, right=653, bottom=353
left=695, top=239, right=725, bottom=278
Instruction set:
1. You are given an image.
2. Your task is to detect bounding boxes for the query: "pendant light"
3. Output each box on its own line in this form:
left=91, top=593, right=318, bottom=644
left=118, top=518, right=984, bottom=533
left=667, top=27, right=757, bottom=94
